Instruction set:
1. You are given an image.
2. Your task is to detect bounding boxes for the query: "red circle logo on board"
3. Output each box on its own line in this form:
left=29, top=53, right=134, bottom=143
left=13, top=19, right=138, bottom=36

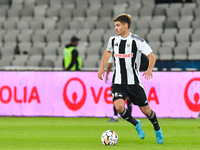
left=63, top=78, right=86, bottom=111
left=184, top=78, right=200, bottom=112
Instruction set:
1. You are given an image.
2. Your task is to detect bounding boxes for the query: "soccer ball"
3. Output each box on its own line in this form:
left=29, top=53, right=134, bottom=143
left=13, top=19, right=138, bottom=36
left=101, top=130, right=118, bottom=145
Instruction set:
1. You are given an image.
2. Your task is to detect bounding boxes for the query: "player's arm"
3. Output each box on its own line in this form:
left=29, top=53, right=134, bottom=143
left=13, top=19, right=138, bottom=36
left=105, top=62, right=112, bottom=83
left=143, top=52, right=156, bottom=80
left=98, top=50, right=112, bottom=80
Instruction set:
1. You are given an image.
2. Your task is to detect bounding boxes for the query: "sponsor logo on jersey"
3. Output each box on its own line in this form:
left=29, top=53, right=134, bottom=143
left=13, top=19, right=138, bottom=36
left=119, top=93, right=122, bottom=97
left=114, top=53, right=133, bottom=58
left=114, top=43, right=118, bottom=46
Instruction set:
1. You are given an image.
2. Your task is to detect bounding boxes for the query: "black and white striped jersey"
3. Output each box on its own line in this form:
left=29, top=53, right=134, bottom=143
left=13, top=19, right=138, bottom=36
left=107, top=32, right=152, bottom=85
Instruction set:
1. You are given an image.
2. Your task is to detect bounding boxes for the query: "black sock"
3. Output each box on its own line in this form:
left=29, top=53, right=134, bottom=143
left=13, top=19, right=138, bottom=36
left=147, top=110, right=160, bottom=131
left=119, top=108, right=138, bottom=126
left=114, top=106, right=118, bottom=116
left=127, top=99, right=132, bottom=115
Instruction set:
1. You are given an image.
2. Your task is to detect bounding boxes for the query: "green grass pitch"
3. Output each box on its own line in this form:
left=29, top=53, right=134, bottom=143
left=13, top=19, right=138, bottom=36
left=0, top=117, right=200, bottom=150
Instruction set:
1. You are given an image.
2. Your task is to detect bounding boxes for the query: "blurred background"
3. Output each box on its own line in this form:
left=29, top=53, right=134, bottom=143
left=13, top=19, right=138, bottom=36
left=0, top=0, right=199, bottom=71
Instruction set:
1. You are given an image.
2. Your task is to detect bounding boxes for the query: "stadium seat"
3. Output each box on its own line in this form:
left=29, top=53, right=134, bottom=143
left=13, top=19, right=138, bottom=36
left=0, top=55, right=14, bottom=67
left=75, top=0, right=88, bottom=9
left=12, top=55, right=29, bottom=66
left=146, top=29, right=162, bottom=42
left=82, top=17, right=97, bottom=30
left=26, top=55, right=43, bottom=67
left=24, top=0, right=35, bottom=7
left=128, top=0, right=142, bottom=9
left=191, top=19, right=200, bottom=29
left=83, top=55, right=99, bottom=68
left=88, top=29, right=105, bottom=43
left=191, top=29, right=200, bottom=42
left=98, top=6, right=113, bottom=18
left=39, top=59, right=54, bottom=68
left=3, top=32, right=18, bottom=43
left=161, top=41, right=176, bottom=49
left=150, top=16, right=166, bottom=29
left=180, top=7, right=194, bottom=17
left=33, top=5, right=47, bottom=18
left=7, top=7, right=21, bottom=18
left=153, top=7, right=166, bottom=16
left=139, top=7, right=153, bottom=17
left=43, top=18, right=57, bottom=30
left=141, top=0, right=155, bottom=8
left=49, top=0, right=62, bottom=8
left=134, top=28, right=148, bottom=40
left=35, top=0, right=49, bottom=6
left=56, top=19, right=70, bottom=30
left=72, top=7, right=86, bottom=18
left=188, top=42, right=200, bottom=60
left=161, top=28, right=178, bottom=42
left=18, top=42, right=32, bottom=54
left=158, top=47, right=173, bottom=60
left=113, top=4, right=127, bottom=18
left=148, top=41, right=161, bottom=59
left=76, top=29, right=90, bottom=43
left=166, top=7, right=180, bottom=20
left=177, top=16, right=193, bottom=29
left=18, top=31, right=32, bottom=43
left=54, top=55, right=63, bottom=68
left=135, top=19, right=150, bottom=30
left=46, top=7, right=59, bottom=18
left=125, top=7, right=139, bottom=17
left=86, top=7, right=100, bottom=18
left=85, top=42, right=102, bottom=56
left=29, top=20, right=43, bottom=30
left=17, top=20, right=30, bottom=30
left=3, top=19, right=16, bottom=29
left=60, top=29, right=77, bottom=45
left=163, top=19, right=178, bottom=29
left=46, top=32, right=60, bottom=43
left=1, top=44, right=16, bottom=56
left=173, top=42, right=190, bottom=60
left=175, top=28, right=193, bottom=43
left=59, top=8, right=73, bottom=19
left=31, top=32, right=46, bottom=43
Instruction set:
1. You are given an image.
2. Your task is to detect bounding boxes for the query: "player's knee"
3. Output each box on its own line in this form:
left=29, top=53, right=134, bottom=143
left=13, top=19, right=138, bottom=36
left=115, top=104, right=124, bottom=114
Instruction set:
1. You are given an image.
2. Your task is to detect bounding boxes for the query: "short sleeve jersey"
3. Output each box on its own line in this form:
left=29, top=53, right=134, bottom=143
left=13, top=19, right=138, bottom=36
left=107, top=33, right=152, bottom=85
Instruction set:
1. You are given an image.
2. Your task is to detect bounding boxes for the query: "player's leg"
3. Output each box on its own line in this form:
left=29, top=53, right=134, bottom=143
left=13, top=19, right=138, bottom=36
left=127, top=98, right=132, bottom=115
left=114, top=99, right=138, bottom=126
left=107, top=105, right=119, bottom=122
left=114, top=99, right=145, bottom=139
left=139, top=105, right=164, bottom=144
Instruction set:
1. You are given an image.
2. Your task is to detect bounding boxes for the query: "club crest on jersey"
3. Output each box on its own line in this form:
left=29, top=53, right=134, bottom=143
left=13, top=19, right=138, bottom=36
left=114, top=92, right=118, bottom=97
left=127, top=44, right=130, bottom=47
left=114, top=53, right=133, bottom=58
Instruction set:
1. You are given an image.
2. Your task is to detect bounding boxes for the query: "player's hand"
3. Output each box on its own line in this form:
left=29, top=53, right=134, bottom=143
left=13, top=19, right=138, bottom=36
left=105, top=75, right=109, bottom=84
left=143, top=70, right=153, bottom=80
left=98, top=67, right=105, bottom=80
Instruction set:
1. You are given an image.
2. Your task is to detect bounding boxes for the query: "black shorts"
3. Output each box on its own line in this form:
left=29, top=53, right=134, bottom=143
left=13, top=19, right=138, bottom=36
left=111, top=84, right=149, bottom=107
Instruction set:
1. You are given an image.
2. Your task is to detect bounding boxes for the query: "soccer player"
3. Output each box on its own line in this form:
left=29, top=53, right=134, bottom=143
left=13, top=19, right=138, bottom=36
left=97, top=13, right=164, bottom=144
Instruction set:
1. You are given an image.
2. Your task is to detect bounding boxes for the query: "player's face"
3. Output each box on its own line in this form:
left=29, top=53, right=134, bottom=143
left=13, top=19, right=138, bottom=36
left=114, top=21, right=127, bottom=36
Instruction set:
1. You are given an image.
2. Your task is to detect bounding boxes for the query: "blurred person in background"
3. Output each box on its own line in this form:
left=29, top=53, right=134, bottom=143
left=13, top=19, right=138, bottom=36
left=63, top=36, right=82, bottom=71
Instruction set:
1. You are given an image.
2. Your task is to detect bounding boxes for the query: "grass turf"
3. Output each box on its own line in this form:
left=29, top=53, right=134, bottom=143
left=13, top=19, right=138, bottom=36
left=0, top=117, right=200, bottom=150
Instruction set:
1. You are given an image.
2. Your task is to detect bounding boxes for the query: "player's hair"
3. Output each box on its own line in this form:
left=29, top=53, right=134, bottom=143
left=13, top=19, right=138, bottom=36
left=113, top=13, right=131, bottom=28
